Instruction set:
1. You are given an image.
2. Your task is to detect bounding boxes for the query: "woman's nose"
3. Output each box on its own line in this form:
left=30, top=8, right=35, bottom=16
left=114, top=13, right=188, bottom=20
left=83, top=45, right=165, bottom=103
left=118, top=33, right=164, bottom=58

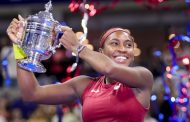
left=118, top=45, right=127, bottom=52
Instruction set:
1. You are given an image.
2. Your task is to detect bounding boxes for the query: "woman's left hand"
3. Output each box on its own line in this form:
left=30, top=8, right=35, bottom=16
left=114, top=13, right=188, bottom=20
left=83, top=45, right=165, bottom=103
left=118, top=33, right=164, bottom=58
left=59, top=26, right=80, bottom=54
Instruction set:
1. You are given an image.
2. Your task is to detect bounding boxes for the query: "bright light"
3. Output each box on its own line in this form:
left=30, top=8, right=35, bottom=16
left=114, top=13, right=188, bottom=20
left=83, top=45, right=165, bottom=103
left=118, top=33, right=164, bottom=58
left=182, top=88, right=187, bottom=94
left=186, top=0, right=190, bottom=3
left=171, top=97, right=175, bottom=102
left=174, top=41, right=180, bottom=48
left=70, top=7, right=75, bottom=12
left=169, top=34, right=175, bottom=40
left=89, top=4, right=95, bottom=10
left=181, top=107, right=187, bottom=112
left=66, top=66, right=72, bottom=73
left=86, top=44, right=94, bottom=50
left=153, top=50, right=161, bottom=57
left=179, top=98, right=184, bottom=103
left=89, top=9, right=96, bottom=16
left=158, top=0, right=164, bottom=3
left=165, top=87, right=171, bottom=95
left=181, top=36, right=190, bottom=42
left=163, top=95, right=169, bottom=100
left=171, top=65, right=179, bottom=74
left=166, top=73, right=172, bottom=79
left=74, top=3, right=79, bottom=9
left=166, top=66, right=171, bottom=72
left=69, top=2, right=74, bottom=9
left=151, top=95, right=157, bottom=101
left=159, top=113, right=164, bottom=120
left=175, top=97, right=179, bottom=102
left=85, top=4, right=89, bottom=9
left=68, top=2, right=79, bottom=12
left=186, top=82, right=190, bottom=88
left=184, top=98, right=188, bottom=103
left=182, top=57, right=189, bottom=65
left=134, top=48, right=141, bottom=56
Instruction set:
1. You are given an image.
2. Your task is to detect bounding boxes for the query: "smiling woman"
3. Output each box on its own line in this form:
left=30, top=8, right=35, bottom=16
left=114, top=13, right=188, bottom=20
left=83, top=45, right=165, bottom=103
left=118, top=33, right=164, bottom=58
left=7, top=15, right=154, bottom=122
left=99, top=28, right=134, bottom=65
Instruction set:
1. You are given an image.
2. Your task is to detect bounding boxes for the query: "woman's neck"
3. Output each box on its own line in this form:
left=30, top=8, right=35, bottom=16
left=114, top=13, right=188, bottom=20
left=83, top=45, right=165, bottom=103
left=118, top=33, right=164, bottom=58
left=105, top=77, right=116, bottom=84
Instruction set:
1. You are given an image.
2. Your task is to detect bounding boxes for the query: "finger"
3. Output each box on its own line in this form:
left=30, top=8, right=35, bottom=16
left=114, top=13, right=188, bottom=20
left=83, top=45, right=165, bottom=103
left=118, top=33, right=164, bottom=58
left=10, top=22, right=18, bottom=28
left=12, top=18, right=19, bottom=24
left=61, top=26, right=72, bottom=32
left=9, top=17, right=25, bottom=40
left=17, top=31, right=23, bottom=39
left=18, top=15, right=26, bottom=28
left=7, top=25, right=14, bottom=35
left=12, top=28, right=18, bottom=34
left=18, top=21, right=25, bottom=28
left=9, top=19, right=19, bottom=30
left=7, top=24, right=20, bottom=44
left=8, top=23, right=18, bottom=34
left=17, top=23, right=25, bottom=39
left=18, top=14, right=25, bottom=21
left=9, top=34, right=18, bottom=43
left=59, top=36, right=68, bottom=46
left=7, top=30, right=18, bottom=44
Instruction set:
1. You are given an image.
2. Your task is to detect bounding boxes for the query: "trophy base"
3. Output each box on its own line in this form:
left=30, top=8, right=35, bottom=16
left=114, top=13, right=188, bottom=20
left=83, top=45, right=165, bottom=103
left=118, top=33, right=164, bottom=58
left=18, top=59, right=46, bottom=73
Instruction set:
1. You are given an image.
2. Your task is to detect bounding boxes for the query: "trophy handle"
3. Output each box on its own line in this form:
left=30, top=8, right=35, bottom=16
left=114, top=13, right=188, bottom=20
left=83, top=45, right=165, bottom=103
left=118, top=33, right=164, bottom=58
left=49, top=24, right=64, bottom=53
left=49, top=32, right=62, bottom=54
left=49, top=42, right=62, bottom=54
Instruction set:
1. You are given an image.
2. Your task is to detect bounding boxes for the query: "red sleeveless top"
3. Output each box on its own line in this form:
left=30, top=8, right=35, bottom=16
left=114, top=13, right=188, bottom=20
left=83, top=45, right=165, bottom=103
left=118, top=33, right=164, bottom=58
left=81, top=76, right=148, bottom=122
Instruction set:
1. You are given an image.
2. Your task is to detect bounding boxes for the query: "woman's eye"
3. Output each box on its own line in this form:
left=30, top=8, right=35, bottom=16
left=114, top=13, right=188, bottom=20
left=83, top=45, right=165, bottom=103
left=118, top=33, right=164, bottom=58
left=111, top=42, right=118, bottom=46
left=126, top=43, right=132, bottom=48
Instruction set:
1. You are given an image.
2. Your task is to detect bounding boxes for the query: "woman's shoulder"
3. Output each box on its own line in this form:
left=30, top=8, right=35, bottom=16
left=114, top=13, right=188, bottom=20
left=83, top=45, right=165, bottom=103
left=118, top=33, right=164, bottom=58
left=133, top=66, right=153, bottom=77
left=70, top=75, right=102, bottom=97
left=133, top=66, right=151, bottom=71
left=134, top=66, right=154, bottom=88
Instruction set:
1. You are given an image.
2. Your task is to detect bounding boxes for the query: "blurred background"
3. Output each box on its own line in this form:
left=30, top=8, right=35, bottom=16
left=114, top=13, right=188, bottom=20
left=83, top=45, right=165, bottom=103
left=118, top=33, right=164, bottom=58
left=1, top=0, right=190, bottom=122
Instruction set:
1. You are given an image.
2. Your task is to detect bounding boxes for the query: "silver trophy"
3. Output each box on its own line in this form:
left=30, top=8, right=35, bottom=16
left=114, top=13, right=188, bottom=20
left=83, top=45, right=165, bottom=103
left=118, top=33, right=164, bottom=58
left=17, top=1, right=63, bottom=73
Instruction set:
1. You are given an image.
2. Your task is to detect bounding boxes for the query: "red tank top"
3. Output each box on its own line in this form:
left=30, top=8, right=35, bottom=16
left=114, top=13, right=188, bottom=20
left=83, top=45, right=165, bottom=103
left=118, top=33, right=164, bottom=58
left=81, top=76, right=148, bottom=122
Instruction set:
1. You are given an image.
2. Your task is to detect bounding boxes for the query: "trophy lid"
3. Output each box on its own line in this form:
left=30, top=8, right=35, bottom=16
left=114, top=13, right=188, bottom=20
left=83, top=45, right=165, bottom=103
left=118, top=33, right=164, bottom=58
left=28, top=1, right=57, bottom=24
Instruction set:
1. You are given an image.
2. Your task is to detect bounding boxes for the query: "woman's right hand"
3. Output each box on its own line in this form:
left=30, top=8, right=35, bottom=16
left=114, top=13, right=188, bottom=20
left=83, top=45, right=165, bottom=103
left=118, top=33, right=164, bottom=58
left=6, top=15, right=25, bottom=44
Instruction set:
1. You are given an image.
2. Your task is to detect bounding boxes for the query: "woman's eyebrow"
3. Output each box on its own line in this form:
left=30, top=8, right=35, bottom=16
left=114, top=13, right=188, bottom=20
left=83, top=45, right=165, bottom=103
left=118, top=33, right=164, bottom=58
left=124, top=39, right=133, bottom=43
left=109, top=38, right=119, bottom=41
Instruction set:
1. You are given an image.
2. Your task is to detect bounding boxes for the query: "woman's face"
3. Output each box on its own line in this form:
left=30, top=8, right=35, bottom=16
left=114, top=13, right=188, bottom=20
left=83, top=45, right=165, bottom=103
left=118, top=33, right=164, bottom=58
left=100, top=31, right=134, bottom=66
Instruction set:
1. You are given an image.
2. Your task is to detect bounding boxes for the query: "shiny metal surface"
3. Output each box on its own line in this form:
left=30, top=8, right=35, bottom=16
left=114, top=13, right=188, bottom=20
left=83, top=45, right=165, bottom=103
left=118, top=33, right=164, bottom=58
left=18, top=1, right=63, bottom=73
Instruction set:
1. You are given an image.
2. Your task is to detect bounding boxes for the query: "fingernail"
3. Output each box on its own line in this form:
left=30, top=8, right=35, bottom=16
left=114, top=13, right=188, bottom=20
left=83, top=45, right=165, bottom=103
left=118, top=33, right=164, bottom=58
left=18, top=14, right=24, bottom=21
left=18, top=14, right=21, bottom=19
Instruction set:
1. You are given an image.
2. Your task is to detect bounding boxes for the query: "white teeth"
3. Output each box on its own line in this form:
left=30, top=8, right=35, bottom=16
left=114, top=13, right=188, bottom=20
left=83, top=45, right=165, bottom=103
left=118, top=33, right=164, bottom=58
left=115, top=56, right=126, bottom=60
left=115, top=56, right=127, bottom=62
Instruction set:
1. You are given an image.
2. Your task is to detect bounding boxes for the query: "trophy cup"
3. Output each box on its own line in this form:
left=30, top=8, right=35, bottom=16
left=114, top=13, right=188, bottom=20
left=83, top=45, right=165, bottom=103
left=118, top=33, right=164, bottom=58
left=17, top=1, right=63, bottom=73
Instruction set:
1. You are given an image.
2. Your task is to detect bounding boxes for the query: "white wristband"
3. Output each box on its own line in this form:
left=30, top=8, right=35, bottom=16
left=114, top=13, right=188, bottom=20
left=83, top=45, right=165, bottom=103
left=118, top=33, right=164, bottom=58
left=71, top=45, right=86, bottom=72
